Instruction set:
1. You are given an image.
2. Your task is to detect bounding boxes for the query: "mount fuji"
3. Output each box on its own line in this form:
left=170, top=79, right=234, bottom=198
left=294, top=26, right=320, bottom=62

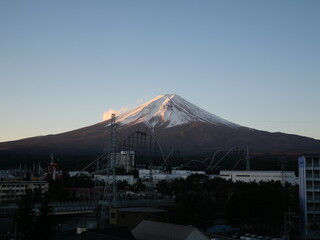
left=115, top=94, right=239, bottom=129
left=1, top=94, right=320, bottom=162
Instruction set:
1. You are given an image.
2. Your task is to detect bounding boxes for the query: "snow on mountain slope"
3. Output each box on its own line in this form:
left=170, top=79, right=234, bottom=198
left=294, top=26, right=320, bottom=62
left=115, top=94, right=240, bottom=129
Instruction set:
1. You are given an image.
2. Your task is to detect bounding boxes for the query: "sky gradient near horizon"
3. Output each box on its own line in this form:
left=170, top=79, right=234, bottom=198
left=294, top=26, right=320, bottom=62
left=1, top=0, right=320, bottom=142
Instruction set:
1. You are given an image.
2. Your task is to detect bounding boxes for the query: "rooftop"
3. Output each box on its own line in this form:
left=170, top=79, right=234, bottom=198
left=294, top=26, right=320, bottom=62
left=132, top=220, right=209, bottom=240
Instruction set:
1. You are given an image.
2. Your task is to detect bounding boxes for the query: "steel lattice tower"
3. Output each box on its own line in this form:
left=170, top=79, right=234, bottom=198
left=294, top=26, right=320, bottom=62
left=245, top=146, right=251, bottom=171
left=99, top=113, right=117, bottom=229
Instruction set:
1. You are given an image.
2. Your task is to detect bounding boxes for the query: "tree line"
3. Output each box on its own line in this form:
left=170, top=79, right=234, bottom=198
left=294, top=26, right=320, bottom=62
left=14, top=189, right=54, bottom=240
left=156, top=174, right=299, bottom=237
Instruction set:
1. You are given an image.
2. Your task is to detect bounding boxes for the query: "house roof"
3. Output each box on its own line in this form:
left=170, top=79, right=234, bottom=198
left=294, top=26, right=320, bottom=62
left=132, top=220, right=197, bottom=240
left=300, top=152, right=320, bottom=157
left=68, top=231, right=122, bottom=240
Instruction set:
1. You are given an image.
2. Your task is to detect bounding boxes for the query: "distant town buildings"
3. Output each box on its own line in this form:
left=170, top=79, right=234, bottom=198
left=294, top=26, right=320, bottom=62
left=94, top=174, right=135, bottom=185
left=139, top=169, right=206, bottom=183
left=298, top=153, right=320, bottom=240
left=0, top=164, right=50, bottom=203
left=93, top=169, right=297, bottom=186
left=219, top=170, right=297, bottom=185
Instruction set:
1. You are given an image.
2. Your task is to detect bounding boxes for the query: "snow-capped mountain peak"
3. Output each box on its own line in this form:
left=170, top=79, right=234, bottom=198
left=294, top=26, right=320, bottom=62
left=115, top=94, right=240, bottom=129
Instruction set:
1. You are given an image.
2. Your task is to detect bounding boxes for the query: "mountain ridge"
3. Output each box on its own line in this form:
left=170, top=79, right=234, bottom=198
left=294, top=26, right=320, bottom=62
left=0, top=94, right=320, bottom=161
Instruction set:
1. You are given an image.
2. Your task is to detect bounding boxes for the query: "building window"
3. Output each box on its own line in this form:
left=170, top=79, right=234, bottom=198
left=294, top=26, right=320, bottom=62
left=306, top=170, right=313, bottom=178
left=307, top=181, right=313, bottom=189
left=310, top=224, right=319, bottom=230
left=315, top=192, right=320, bottom=200
left=306, top=158, right=313, bottom=168
left=315, top=215, right=320, bottom=222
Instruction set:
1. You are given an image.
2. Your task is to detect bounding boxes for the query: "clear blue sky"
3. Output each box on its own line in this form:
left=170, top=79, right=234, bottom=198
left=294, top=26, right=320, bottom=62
left=1, top=0, right=320, bottom=142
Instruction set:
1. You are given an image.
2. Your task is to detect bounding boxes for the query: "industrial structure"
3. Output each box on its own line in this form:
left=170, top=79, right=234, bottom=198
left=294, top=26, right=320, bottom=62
left=99, top=113, right=118, bottom=229
left=298, top=153, right=320, bottom=240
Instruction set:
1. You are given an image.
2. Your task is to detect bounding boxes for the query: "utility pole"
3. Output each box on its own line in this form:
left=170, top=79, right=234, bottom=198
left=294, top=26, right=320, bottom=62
left=279, top=157, right=288, bottom=186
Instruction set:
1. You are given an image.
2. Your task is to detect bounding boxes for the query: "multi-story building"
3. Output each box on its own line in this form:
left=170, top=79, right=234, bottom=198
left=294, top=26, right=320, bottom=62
left=299, top=153, right=320, bottom=240
left=0, top=181, right=49, bottom=203
left=219, top=170, right=297, bottom=185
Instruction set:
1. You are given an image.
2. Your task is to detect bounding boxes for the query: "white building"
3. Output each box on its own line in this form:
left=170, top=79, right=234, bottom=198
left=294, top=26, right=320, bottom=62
left=298, top=153, right=320, bottom=240
left=139, top=169, right=206, bottom=183
left=94, top=174, right=135, bottom=185
left=68, top=171, right=90, bottom=177
left=117, top=151, right=135, bottom=173
left=0, top=181, right=49, bottom=203
left=219, top=170, right=297, bottom=185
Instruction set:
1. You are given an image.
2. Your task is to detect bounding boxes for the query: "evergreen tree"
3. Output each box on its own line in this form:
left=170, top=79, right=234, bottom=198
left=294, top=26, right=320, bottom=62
left=31, top=195, right=54, bottom=240
left=15, top=189, right=35, bottom=240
